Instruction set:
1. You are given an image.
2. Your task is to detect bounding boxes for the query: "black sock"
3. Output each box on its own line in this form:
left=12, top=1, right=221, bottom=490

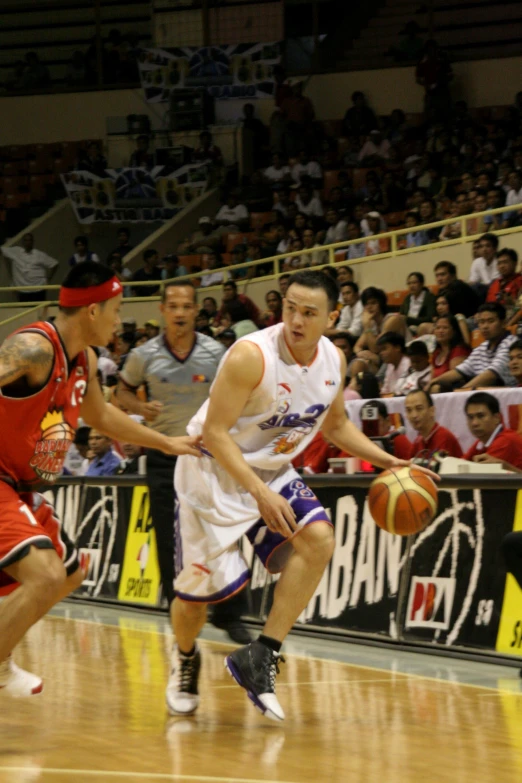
left=179, top=644, right=196, bottom=657
left=258, top=634, right=282, bottom=653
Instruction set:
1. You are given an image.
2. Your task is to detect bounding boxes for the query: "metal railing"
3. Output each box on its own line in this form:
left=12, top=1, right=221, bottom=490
left=0, top=202, right=520, bottom=324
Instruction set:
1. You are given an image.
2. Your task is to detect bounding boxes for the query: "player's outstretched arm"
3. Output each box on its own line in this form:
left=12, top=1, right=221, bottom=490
left=202, top=341, right=297, bottom=537
left=0, top=332, right=54, bottom=389
left=80, top=349, right=200, bottom=457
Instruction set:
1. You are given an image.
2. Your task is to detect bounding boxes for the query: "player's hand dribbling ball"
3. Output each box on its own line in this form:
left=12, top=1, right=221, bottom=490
left=368, top=466, right=438, bottom=536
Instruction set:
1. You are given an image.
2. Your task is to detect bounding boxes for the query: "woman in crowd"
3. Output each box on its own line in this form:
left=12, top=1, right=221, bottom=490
left=430, top=314, right=471, bottom=381
left=399, top=272, right=437, bottom=331
left=417, top=293, right=470, bottom=344
left=261, top=290, right=283, bottom=326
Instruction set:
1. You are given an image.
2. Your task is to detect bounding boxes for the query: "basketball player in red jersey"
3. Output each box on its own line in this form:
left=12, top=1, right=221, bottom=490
left=0, top=262, right=200, bottom=697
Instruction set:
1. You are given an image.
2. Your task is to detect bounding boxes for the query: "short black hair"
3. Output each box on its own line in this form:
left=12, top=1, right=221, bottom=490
left=407, top=340, right=429, bottom=357
left=224, top=299, right=250, bottom=323
left=74, top=426, right=91, bottom=446
left=354, top=371, right=380, bottom=399
left=144, top=248, right=158, bottom=262
left=286, top=270, right=339, bottom=311
left=477, top=302, right=506, bottom=321
left=479, top=232, right=499, bottom=249
left=361, top=399, right=389, bottom=419
left=341, top=281, right=359, bottom=294
left=361, top=286, right=388, bottom=314
left=434, top=260, right=457, bottom=276
left=498, top=248, right=518, bottom=265
left=376, top=331, right=406, bottom=351
left=118, top=227, right=130, bottom=238
left=74, top=235, right=89, bottom=245
left=279, top=273, right=291, bottom=281
left=509, top=339, right=522, bottom=353
left=406, top=388, right=434, bottom=407
left=331, top=332, right=357, bottom=348
left=465, top=392, right=500, bottom=415
left=203, top=296, right=217, bottom=307
left=197, top=308, right=210, bottom=320
left=224, top=280, right=237, bottom=291
left=162, top=280, right=196, bottom=302
left=407, top=271, right=425, bottom=285
left=59, top=262, right=115, bottom=315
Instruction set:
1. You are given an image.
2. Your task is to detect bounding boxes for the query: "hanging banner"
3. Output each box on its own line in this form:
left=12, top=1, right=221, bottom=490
left=61, top=163, right=208, bottom=223
left=138, top=43, right=281, bottom=102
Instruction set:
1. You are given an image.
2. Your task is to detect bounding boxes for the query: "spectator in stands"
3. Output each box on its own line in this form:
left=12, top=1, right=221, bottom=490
left=161, top=253, right=188, bottom=281
left=342, top=91, right=377, bottom=137
left=85, top=430, right=121, bottom=477
left=273, top=64, right=293, bottom=109
left=21, top=52, right=50, bottom=89
left=68, top=235, right=100, bottom=266
left=178, top=216, right=220, bottom=254
left=202, top=296, right=219, bottom=325
left=278, top=273, right=291, bottom=297
left=261, top=290, right=283, bottom=327
left=1, top=233, right=58, bottom=302
left=110, top=227, right=133, bottom=259
left=229, top=244, right=248, bottom=280
left=345, top=221, right=366, bottom=260
left=396, top=341, right=432, bottom=395
left=503, top=170, right=522, bottom=228
left=116, top=332, right=135, bottom=370
left=217, top=329, right=236, bottom=350
left=334, top=281, right=363, bottom=337
left=439, top=193, right=470, bottom=240
left=487, top=249, right=522, bottom=315
left=430, top=302, right=517, bottom=392
left=144, top=319, right=160, bottom=340
left=508, top=340, right=522, bottom=385
left=131, top=249, right=162, bottom=296
left=108, top=252, right=132, bottom=296
left=264, top=153, right=291, bottom=184
left=358, top=130, right=391, bottom=165
left=193, top=131, right=223, bottom=165
left=418, top=198, right=440, bottom=243
left=463, top=392, right=522, bottom=471
left=405, top=389, right=463, bottom=458
left=431, top=315, right=471, bottom=378
left=242, top=103, right=267, bottom=167
left=362, top=212, right=387, bottom=256
left=377, top=332, right=411, bottom=395
left=468, top=233, right=499, bottom=299
left=291, top=149, right=323, bottom=188
left=295, top=183, right=324, bottom=218
left=129, top=135, right=154, bottom=169
left=280, top=83, right=316, bottom=156
left=354, top=287, right=406, bottom=358
left=336, top=266, right=354, bottom=286
left=214, top=193, right=249, bottom=232
left=416, top=40, right=453, bottom=119
left=483, top=188, right=505, bottom=231
left=219, top=300, right=258, bottom=339
left=78, top=141, right=107, bottom=177
left=216, top=280, right=260, bottom=326
left=324, top=208, right=348, bottom=245
left=116, top=440, right=144, bottom=475
left=434, top=261, right=479, bottom=319
left=66, top=51, right=87, bottom=86
left=330, top=332, right=357, bottom=378
left=399, top=272, right=437, bottom=331
left=200, top=251, right=227, bottom=288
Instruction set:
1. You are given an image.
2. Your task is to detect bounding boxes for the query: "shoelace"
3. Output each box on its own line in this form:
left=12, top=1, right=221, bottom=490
left=178, top=656, right=196, bottom=692
left=267, top=653, right=286, bottom=691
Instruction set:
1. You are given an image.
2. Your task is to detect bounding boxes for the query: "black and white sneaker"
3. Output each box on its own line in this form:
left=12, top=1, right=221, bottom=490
left=225, top=641, right=285, bottom=721
left=166, top=645, right=201, bottom=716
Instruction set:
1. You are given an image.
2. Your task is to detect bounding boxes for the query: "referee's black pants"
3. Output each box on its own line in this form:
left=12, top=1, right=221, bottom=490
left=501, top=531, right=522, bottom=591
left=146, top=449, right=247, bottom=621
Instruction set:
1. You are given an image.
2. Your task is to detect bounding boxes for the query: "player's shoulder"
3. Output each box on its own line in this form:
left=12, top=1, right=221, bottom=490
left=3, top=324, right=55, bottom=362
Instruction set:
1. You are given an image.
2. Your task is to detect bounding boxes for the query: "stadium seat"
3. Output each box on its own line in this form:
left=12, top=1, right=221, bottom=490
left=471, top=329, right=485, bottom=349
left=177, top=255, right=203, bottom=272
left=226, top=233, right=256, bottom=253
left=384, top=211, right=406, bottom=227
left=250, top=212, right=276, bottom=230
left=387, top=290, right=407, bottom=307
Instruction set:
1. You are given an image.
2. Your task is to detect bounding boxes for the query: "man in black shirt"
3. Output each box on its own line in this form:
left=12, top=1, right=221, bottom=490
left=434, top=260, right=479, bottom=319
left=132, top=249, right=162, bottom=296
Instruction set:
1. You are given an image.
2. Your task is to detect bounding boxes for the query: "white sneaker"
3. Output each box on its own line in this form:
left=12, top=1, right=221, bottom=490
left=166, top=645, right=201, bottom=716
left=0, top=656, right=43, bottom=697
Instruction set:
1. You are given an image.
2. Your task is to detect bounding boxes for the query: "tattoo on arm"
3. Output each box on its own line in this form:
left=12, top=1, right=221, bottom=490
left=0, top=333, right=54, bottom=387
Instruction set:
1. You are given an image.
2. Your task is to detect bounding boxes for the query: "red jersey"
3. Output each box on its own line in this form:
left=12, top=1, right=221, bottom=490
left=0, top=321, right=88, bottom=487
left=486, top=274, right=522, bottom=305
left=410, top=424, right=462, bottom=458
left=464, top=427, right=522, bottom=470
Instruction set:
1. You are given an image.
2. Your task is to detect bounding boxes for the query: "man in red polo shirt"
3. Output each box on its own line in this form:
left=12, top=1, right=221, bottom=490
left=405, top=389, right=463, bottom=458
left=463, top=391, right=522, bottom=471
left=486, top=248, right=522, bottom=307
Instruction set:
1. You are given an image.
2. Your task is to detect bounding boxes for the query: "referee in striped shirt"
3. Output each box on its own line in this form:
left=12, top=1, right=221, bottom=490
left=118, top=281, right=250, bottom=644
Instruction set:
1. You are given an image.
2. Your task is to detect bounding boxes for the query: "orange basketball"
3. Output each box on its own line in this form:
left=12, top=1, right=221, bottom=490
left=368, top=466, right=438, bottom=536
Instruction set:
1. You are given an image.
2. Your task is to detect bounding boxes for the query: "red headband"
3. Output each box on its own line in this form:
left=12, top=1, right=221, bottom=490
left=59, top=276, right=123, bottom=308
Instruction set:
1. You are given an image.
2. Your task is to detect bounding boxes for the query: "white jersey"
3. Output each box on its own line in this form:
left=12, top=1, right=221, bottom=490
left=187, top=323, right=341, bottom=471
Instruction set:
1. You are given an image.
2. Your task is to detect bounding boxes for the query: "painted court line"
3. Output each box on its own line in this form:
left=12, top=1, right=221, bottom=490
left=212, top=678, right=401, bottom=688
left=0, top=768, right=297, bottom=783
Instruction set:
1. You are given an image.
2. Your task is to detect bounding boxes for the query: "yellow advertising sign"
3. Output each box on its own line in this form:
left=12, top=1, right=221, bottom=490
left=496, top=490, right=522, bottom=656
left=117, top=487, right=162, bottom=606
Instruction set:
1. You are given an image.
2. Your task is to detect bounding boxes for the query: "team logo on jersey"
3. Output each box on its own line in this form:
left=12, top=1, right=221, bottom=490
left=278, top=383, right=292, bottom=395
left=325, top=380, right=336, bottom=386
left=272, top=428, right=309, bottom=455
left=192, top=374, right=209, bottom=383
left=259, top=403, right=327, bottom=456
left=29, top=409, right=75, bottom=483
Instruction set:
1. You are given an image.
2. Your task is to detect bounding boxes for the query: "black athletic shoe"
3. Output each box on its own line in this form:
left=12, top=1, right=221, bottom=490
left=166, top=645, right=201, bottom=715
left=225, top=641, right=285, bottom=721
left=211, top=617, right=253, bottom=645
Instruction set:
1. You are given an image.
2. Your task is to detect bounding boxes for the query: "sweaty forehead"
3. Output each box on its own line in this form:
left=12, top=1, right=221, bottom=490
left=286, top=284, right=327, bottom=309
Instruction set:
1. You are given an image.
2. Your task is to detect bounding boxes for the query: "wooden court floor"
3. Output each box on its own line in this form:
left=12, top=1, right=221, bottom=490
left=1, top=610, right=522, bottom=783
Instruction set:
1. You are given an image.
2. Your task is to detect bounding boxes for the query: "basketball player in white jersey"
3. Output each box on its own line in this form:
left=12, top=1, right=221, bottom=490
left=168, top=270, right=423, bottom=722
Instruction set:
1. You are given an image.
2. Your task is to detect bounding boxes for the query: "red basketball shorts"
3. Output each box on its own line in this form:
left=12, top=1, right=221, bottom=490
left=0, top=481, right=78, bottom=594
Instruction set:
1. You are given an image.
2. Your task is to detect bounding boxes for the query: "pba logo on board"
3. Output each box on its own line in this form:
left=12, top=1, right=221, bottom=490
left=405, top=576, right=456, bottom=630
